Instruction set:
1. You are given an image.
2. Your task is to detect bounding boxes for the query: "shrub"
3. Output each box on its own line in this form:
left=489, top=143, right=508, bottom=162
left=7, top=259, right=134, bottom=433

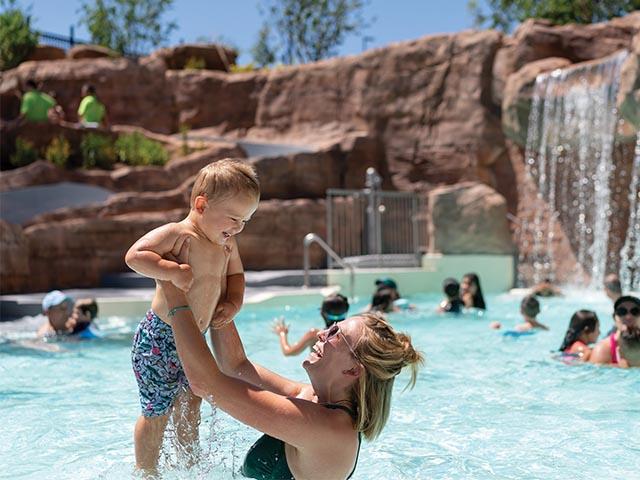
left=179, top=123, right=191, bottom=156
left=184, top=56, right=205, bottom=70
left=9, top=137, right=38, bottom=167
left=115, top=132, right=168, bottom=166
left=0, top=1, right=38, bottom=71
left=80, top=132, right=116, bottom=169
left=44, top=135, right=71, bottom=167
left=230, top=62, right=257, bottom=73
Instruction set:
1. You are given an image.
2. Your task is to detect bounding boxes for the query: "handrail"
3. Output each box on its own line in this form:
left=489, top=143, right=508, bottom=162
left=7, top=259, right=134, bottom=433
left=303, top=233, right=355, bottom=301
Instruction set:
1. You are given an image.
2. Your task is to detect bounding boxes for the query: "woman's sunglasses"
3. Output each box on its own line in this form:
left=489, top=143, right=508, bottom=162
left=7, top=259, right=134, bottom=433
left=323, top=324, right=360, bottom=362
left=615, top=306, right=640, bottom=317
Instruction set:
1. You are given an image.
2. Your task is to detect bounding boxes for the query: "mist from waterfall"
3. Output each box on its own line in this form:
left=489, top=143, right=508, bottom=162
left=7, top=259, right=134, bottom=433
left=619, top=132, right=640, bottom=291
left=522, top=51, right=629, bottom=288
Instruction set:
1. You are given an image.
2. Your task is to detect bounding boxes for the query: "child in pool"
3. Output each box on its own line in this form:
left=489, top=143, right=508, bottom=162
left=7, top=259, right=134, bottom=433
left=437, top=277, right=464, bottom=314
left=125, top=159, right=260, bottom=472
left=491, top=295, right=548, bottom=332
left=558, top=310, right=600, bottom=360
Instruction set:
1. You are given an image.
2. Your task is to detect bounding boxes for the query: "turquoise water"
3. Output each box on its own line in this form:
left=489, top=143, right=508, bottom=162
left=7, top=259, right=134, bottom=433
left=1, top=292, right=639, bottom=479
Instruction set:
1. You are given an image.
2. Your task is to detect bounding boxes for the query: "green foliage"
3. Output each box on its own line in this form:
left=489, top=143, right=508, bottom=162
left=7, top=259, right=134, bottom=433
left=115, top=132, right=168, bottom=166
left=45, top=135, right=71, bottom=167
left=253, top=0, right=372, bottom=65
left=469, top=0, right=640, bottom=32
left=0, top=0, right=38, bottom=71
left=251, top=25, right=276, bottom=67
left=81, top=132, right=116, bottom=169
left=179, top=123, right=190, bottom=156
left=10, top=137, right=38, bottom=167
left=184, top=56, right=205, bottom=69
left=230, top=62, right=258, bottom=73
left=79, top=0, right=177, bottom=55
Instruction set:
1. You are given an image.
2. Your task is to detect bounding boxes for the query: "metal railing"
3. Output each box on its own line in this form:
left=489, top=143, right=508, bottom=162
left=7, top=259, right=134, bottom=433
left=303, top=233, right=355, bottom=300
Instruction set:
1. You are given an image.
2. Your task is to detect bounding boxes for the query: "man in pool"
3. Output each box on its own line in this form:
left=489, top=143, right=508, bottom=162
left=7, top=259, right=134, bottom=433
left=37, top=290, right=98, bottom=338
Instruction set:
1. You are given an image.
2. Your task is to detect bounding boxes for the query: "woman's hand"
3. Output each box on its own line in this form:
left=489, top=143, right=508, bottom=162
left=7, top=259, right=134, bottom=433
left=272, top=317, right=289, bottom=335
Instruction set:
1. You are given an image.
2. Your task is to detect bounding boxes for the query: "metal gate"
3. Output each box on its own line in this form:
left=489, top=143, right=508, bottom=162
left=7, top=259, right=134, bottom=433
left=326, top=168, right=427, bottom=268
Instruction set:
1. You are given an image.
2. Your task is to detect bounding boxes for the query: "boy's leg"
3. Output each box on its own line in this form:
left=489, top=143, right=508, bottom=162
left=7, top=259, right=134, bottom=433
left=171, top=388, right=203, bottom=465
left=134, top=413, right=170, bottom=471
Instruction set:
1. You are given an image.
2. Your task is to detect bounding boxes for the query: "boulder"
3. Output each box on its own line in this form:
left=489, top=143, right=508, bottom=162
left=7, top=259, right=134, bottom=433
left=492, top=12, right=640, bottom=107
left=149, top=43, right=238, bottom=71
left=427, top=182, right=514, bottom=254
left=27, top=45, right=66, bottom=62
left=0, top=220, right=30, bottom=292
left=502, top=57, right=572, bottom=145
left=67, top=44, right=118, bottom=59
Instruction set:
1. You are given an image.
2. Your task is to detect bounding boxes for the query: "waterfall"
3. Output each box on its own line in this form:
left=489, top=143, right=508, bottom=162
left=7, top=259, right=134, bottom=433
left=620, top=132, right=640, bottom=291
left=522, top=51, right=628, bottom=288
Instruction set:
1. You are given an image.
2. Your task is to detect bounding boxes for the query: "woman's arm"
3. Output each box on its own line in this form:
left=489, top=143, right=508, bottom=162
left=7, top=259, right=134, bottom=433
left=162, top=281, right=336, bottom=449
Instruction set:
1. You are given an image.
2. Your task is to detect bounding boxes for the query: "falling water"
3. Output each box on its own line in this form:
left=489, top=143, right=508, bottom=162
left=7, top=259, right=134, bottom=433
left=523, top=51, right=628, bottom=288
left=619, top=132, right=640, bottom=291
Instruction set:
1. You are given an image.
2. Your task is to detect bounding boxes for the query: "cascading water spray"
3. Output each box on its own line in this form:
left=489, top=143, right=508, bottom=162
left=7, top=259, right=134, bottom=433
left=522, top=51, right=628, bottom=288
left=619, top=132, right=640, bottom=291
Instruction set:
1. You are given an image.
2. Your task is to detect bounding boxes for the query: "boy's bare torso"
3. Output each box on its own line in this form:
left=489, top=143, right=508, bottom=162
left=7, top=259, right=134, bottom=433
left=152, top=225, right=231, bottom=332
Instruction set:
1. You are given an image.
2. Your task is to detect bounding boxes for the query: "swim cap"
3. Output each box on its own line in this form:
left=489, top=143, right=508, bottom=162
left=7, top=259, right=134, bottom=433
left=375, top=277, right=398, bottom=290
left=42, top=290, right=73, bottom=312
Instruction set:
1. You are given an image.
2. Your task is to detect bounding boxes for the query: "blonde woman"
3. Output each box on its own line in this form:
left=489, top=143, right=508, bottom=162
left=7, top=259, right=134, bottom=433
left=159, top=278, right=423, bottom=480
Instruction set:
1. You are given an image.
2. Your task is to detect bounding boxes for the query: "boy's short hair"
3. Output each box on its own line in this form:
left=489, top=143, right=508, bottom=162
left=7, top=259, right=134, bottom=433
left=75, top=298, right=98, bottom=319
left=443, top=278, right=460, bottom=298
left=520, top=295, right=540, bottom=317
left=190, top=159, right=260, bottom=208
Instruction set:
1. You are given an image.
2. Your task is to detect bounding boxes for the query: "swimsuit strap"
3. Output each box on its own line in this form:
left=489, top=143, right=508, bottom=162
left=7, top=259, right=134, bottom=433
left=323, top=403, right=361, bottom=480
left=609, top=333, right=619, bottom=364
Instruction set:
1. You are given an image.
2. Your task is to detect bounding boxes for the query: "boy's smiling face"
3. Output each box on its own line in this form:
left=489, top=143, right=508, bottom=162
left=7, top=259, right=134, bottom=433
left=196, top=192, right=259, bottom=245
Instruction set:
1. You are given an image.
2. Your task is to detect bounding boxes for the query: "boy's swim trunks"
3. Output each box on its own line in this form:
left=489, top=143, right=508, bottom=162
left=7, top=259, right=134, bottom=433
left=131, top=310, right=188, bottom=416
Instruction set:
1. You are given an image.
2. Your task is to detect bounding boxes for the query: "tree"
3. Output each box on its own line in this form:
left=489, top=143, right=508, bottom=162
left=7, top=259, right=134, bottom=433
left=78, top=0, right=177, bottom=56
left=0, top=0, right=38, bottom=71
left=469, top=0, right=640, bottom=32
left=252, top=0, right=372, bottom=66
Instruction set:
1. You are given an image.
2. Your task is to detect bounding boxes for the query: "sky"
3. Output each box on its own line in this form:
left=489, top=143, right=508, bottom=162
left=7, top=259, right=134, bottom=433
left=24, top=0, right=488, bottom=64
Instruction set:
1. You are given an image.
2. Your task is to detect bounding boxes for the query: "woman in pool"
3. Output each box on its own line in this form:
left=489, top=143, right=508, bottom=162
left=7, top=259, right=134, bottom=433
left=558, top=310, right=600, bottom=360
left=460, top=273, right=486, bottom=310
left=589, top=295, right=640, bottom=366
left=160, top=279, right=423, bottom=479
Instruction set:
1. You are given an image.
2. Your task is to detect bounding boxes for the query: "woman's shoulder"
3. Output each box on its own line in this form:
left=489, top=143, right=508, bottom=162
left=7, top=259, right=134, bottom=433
left=588, top=337, right=612, bottom=364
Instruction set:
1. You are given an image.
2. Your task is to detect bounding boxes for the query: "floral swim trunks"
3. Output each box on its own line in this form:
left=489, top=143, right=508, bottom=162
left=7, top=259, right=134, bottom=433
left=131, top=310, right=188, bottom=417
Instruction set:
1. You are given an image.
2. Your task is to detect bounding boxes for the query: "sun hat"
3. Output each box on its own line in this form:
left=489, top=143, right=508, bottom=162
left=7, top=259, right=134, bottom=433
left=375, top=277, right=398, bottom=290
left=42, top=290, right=73, bottom=312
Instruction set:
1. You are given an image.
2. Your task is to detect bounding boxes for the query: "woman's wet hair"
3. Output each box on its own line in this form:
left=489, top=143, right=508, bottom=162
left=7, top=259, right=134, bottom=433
left=320, top=293, right=349, bottom=327
left=463, top=273, right=486, bottom=309
left=349, top=312, right=424, bottom=440
left=558, top=310, right=599, bottom=352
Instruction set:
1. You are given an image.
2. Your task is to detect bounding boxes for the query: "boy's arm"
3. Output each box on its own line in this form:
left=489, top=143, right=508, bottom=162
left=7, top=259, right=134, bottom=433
left=125, top=223, right=193, bottom=291
left=211, top=238, right=244, bottom=328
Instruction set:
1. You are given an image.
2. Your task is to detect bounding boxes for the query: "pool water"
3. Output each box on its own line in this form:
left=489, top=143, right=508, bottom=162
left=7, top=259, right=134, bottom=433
left=1, top=291, right=639, bottom=479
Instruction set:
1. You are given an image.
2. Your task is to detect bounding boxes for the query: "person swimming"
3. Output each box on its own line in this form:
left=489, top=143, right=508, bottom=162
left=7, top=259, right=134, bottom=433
left=558, top=310, right=600, bottom=360
left=461, top=273, right=486, bottom=310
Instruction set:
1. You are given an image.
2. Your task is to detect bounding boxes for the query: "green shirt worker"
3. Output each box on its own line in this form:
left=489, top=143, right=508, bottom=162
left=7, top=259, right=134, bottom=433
left=159, top=278, right=423, bottom=480
left=20, top=79, right=57, bottom=123
left=77, top=84, right=106, bottom=126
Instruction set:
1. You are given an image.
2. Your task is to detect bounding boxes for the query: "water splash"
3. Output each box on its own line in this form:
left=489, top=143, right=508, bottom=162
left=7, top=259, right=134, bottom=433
left=619, top=132, right=640, bottom=291
left=522, top=51, right=628, bottom=288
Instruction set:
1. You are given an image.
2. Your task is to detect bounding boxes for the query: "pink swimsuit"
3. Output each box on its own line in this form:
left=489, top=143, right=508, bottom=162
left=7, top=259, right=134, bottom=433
left=609, top=334, right=619, bottom=365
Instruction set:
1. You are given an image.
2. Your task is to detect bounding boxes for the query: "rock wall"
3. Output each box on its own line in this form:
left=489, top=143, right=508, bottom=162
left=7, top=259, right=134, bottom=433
left=1, top=13, right=639, bottom=292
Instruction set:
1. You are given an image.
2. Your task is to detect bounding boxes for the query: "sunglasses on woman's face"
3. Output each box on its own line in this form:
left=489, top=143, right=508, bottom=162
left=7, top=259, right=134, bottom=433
left=323, top=324, right=360, bottom=361
left=615, top=306, right=640, bottom=317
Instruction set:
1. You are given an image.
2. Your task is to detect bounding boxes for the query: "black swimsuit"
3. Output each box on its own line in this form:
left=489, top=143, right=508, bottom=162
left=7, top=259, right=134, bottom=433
left=241, top=404, right=361, bottom=480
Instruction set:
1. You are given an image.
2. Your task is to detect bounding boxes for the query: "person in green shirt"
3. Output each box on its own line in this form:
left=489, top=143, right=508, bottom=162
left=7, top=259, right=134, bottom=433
left=19, top=79, right=60, bottom=123
left=77, top=84, right=107, bottom=126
